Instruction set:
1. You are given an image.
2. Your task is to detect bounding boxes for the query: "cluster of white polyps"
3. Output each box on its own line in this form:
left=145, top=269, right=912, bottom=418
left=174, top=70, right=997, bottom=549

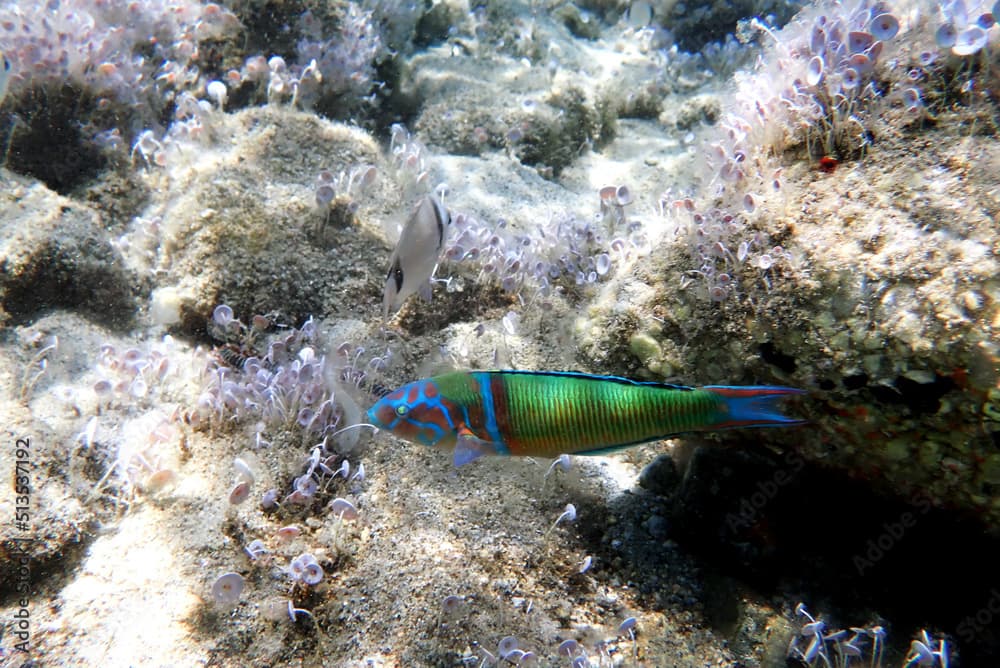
left=194, top=306, right=346, bottom=440
left=0, top=0, right=237, bottom=108
left=934, top=0, right=1000, bottom=56
left=443, top=200, right=651, bottom=305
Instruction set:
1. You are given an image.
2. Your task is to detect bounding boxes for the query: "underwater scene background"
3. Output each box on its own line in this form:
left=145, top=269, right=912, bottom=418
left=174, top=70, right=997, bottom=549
left=1, top=0, right=998, bottom=666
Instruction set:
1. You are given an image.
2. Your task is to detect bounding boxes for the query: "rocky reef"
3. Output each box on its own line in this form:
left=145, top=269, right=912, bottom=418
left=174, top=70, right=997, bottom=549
left=1, top=0, right=997, bottom=666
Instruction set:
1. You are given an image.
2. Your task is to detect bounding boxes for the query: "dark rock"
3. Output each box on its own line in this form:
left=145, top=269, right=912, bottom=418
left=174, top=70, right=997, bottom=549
left=0, top=173, right=135, bottom=328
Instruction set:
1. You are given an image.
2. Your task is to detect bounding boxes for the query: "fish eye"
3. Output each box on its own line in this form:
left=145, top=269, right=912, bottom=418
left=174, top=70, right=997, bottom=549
left=395, top=405, right=408, bottom=416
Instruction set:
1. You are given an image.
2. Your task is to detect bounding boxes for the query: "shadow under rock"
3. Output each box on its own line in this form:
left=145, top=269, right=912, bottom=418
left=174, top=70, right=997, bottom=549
left=0, top=524, right=96, bottom=606
left=601, top=444, right=1000, bottom=668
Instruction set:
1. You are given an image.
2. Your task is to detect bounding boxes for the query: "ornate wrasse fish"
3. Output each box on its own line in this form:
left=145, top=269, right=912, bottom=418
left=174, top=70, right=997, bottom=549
left=367, top=370, right=805, bottom=466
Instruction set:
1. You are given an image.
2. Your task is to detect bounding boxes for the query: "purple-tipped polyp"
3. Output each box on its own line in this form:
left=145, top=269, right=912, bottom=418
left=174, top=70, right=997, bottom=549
left=211, top=572, right=244, bottom=608
left=953, top=25, right=988, bottom=55
left=806, top=56, right=824, bottom=86
left=936, top=23, right=957, bottom=48
left=847, top=30, right=874, bottom=53
left=869, top=13, right=899, bottom=41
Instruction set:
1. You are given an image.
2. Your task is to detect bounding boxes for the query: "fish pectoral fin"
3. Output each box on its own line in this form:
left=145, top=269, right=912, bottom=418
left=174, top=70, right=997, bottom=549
left=453, top=427, right=502, bottom=467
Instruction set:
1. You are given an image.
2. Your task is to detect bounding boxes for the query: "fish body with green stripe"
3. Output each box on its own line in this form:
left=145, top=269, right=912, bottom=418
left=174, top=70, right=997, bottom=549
left=367, top=370, right=804, bottom=466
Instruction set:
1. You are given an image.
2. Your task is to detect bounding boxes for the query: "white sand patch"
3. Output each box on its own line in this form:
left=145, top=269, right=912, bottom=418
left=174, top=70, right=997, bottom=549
left=54, top=507, right=205, bottom=666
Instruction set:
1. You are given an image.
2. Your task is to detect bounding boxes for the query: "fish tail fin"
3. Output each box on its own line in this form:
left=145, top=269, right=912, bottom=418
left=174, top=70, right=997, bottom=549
left=702, top=385, right=806, bottom=430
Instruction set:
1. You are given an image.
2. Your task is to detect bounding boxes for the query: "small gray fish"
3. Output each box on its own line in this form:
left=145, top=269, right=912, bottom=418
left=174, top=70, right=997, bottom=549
left=0, top=51, right=11, bottom=106
left=382, top=195, right=450, bottom=319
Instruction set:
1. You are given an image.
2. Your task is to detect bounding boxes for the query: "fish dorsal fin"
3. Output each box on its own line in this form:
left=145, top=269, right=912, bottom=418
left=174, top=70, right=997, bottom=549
left=453, top=426, right=502, bottom=467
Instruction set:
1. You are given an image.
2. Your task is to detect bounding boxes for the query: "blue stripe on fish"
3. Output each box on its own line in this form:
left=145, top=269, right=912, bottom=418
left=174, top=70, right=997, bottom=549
left=474, top=371, right=508, bottom=453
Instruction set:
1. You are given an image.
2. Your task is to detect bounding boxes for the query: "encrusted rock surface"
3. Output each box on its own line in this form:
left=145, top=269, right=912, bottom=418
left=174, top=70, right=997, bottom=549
left=142, top=107, right=393, bottom=331
left=577, top=121, right=1000, bottom=531
left=0, top=173, right=136, bottom=327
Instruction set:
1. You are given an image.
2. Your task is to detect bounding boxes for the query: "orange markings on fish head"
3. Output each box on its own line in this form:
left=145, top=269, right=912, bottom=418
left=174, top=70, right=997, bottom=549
left=366, top=380, right=456, bottom=447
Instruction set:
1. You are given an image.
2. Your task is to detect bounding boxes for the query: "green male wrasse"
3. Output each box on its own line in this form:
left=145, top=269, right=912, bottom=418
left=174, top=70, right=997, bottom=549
left=366, top=370, right=805, bottom=466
